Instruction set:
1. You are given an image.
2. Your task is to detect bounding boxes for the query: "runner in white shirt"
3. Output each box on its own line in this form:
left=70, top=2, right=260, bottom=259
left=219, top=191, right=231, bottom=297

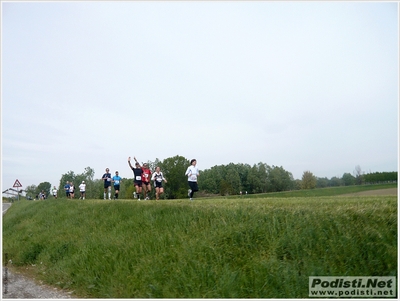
left=52, top=186, right=58, bottom=199
left=185, top=159, right=200, bottom=201
left=151, top=166, right=167, bottom=200
left=79, top=181, right=86, bottom=200
left=69, top=182, right=75, bottom=199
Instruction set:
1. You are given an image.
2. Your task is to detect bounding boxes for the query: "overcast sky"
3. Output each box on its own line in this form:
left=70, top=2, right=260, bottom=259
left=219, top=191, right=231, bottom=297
left=1, top=1, right=398, bottom=190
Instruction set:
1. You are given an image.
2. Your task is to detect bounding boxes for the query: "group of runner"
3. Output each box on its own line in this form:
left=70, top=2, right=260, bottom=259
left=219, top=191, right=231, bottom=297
left=64, top=181, right=87, bottom=199
left=127, top=156, right=167, bottom=200
left=62, top=157, right=200, bottom=201
left=100, top=156, right=168, bottom=201
left=126, top=156, right=200, bottom=201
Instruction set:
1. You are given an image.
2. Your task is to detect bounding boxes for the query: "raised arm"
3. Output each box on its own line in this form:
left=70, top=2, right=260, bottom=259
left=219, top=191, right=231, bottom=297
left=134, top=156, right=142, bottom=168
left=128, top=157, right=133, bottom=169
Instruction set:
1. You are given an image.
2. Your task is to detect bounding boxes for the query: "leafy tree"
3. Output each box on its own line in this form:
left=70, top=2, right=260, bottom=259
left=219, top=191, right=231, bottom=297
left=147, top=158, right=161, bottom=173
left=84, top=166, right=95, bottom=180
left=329, top=176, right=342, bottom=187
left=58, top=171, right=76, bottom=198
left=199, top=165, right=225, bottom=194
left=267, top=165, right=294, bottom=192
left=316, top=177, right=329, bottom=188
left=24, top=182, right=50, bottom=199
left=342, top=173, right=355, bottom=186
left=37, top=182, right=51, bottom=198
left=354, top=165, right=364, bottom=185
left=364, top=171, right=398, bottom=183
left=293, top=179, right=302, bottom=190
left=200, top=172, right=218, bottom=194
left=247, top=165, right=263, bottom=193
left=301, top=171, right=316, bottom=189
left=92, top=179, right=105, bottom=199
left=257, top=163, right=269, bottom=193
left=159, top=155, right=190, bottom=199
left=219, top=179, right=234, bottom=196
left=225, top=164, right=241, bottom=195
left=82, top=166, right=95, bottom=198
left=201, top=162, right=296, bottom=195
left=236, top=163, right=251, bottom=193
left=25, top=184, right=37, bottom=199
left=57, top=167, right=98, bottom=199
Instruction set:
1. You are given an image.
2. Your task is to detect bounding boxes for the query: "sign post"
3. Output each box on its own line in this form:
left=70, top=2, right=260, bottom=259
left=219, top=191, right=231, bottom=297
left=13, top=179, right=22, bottom=201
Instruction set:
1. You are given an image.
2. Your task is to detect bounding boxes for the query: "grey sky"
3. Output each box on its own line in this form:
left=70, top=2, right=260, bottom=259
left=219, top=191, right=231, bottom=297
left=1, top=1, right=398, bottom=190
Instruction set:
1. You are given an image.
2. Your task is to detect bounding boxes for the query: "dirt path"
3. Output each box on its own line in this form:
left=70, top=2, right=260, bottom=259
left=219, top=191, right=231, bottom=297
left=340, top=188, right=398, bottom=197
left=2, top=266, right=75, bottom=299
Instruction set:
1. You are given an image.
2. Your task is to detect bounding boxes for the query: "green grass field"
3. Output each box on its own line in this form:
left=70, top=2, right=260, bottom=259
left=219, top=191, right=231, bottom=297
left=2, top=185, right=397, bottom=298
left=221, top=183, right=398, bottom=198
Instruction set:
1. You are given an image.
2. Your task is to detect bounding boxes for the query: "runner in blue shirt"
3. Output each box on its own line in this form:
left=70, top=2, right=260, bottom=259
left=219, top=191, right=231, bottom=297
left=64, top=181, right=70, bottom=198
left=112, top=171, right=122, bottom=200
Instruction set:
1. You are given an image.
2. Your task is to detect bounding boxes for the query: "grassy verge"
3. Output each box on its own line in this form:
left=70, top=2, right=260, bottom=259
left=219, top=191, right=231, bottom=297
left=231, top=183, right=398, bottom=198
left=2, top=194, right=397, bottom=298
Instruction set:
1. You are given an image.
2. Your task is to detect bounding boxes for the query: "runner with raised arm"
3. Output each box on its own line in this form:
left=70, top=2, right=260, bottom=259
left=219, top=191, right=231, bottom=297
left=128, top=157, right=143, bottom=201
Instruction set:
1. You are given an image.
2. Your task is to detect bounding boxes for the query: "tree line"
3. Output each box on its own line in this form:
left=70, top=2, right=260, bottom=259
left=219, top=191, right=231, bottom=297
left=363, top=171, right=398, bottom=184
left=21, top=155, right=397, bottom=200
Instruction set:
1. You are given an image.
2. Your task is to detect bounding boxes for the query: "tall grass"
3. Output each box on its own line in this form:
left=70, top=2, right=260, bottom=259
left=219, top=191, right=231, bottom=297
left=2, top=195, right=397, bottom=298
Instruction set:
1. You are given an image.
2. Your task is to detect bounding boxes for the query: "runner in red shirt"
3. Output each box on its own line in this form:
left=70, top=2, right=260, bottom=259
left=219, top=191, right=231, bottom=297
left=134, top=157, right=152, bottom=200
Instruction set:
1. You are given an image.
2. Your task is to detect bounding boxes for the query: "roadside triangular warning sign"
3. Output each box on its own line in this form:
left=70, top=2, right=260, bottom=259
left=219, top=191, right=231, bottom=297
left=13, top=179, right=22, bottom=188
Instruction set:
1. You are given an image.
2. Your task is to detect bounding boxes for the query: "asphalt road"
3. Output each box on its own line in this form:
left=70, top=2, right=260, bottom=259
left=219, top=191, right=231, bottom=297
left=2, top=203, right=12, bottom=215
